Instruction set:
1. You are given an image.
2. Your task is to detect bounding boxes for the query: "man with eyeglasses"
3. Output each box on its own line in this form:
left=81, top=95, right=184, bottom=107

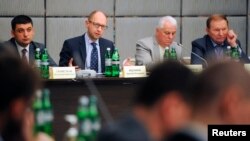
left=135, top=16, right=183, bottom=71
left=59, top=10, right=115, bottom=73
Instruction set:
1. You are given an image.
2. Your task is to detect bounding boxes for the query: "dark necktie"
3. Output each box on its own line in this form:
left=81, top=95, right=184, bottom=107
left=21, top=48, right=28, bottom=64
left=90, top=42, right=98, bottom=72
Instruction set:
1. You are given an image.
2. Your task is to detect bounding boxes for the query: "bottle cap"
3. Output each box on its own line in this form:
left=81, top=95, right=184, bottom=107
left=79, top=95, right=89, bottom=106
left=35, top=89, right=42, bottom=97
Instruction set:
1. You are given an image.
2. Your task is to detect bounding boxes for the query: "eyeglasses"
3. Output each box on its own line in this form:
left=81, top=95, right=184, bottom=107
left=88, top=20, right=108, bottom=30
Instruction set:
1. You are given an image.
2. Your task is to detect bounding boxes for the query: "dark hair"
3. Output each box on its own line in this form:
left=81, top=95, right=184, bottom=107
left=134, top=61, right=196, bottom=107
left=206, top=14, right=228, bottom=29
left=0, top=43, right=40, bottom=112
left=191, top=61, right=250, bottom=110
left=11, top=15, right=33, bottom=30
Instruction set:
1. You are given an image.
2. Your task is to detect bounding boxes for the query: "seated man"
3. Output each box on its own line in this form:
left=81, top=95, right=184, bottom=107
left=2, top=15, right=57, bottom=66
left=135, top=16, right=183, bottom=71
left=59, top=10, right=115, bottom=73
left=191, top=14, right=250, bottom=66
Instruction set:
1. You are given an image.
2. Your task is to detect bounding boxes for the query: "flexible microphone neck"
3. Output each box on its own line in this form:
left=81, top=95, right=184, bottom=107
left=177, top=43, right=208, bottom=68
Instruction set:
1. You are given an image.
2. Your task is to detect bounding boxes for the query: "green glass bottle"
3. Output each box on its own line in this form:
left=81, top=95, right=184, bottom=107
left=77, top=96, right=91, bottom=141
left=164, top=47, right=170, bottom=60
left=104, top=48, right=112, bottom=77
left=170, top=47, right=177, bottom=60
left=35, top=48, right=41, bottom=70
left=89, top=95, right=101, bottom=141
left=111, top=48, right=120, bottom=77
left=42, top=88, right=53, bottom=136
left=33, top=90, right=44, bottom=135
left=231, top=47, right=240, bottom=62
left=41, top=48, right=49, bottom=79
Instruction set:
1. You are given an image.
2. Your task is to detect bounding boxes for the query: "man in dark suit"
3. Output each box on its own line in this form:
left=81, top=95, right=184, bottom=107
left=167, top=61, right=250, bottom=141
left=59, top=10, right=115, bottom=73
left=97, top=61, right=196, bottom=141
left=2, top=15, right=57, bottom=66
left=191, top=14, right=250, bottom=66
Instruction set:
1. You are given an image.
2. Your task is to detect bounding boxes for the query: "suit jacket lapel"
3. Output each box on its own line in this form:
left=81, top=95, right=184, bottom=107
left=99, top=38, right=106, bottom=71
left=29, top=42, right=35, bottom=65
left=79, top=35, right=87, bottom=68
left=205, top=36, right=214, bottom=51
left=152, top=37, right=161, bottom=62
left=9, top=38, right=20, bottom=57
left=205, top=35, right=216, bottom=57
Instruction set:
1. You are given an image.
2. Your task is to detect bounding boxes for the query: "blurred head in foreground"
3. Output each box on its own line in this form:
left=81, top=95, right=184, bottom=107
left=191, top=61, right=250, bottom=124
left=0, top=43, right=41, bottom=141
left=97, top=61, right=197, bottom=141
left=133, top=61, right=196, bottom=138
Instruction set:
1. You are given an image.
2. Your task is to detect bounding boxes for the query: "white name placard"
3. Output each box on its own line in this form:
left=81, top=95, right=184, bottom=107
left=186, top=64, right=203, bottom=73
left=244, top=64, right=250, bottom=72
left=122, top=66, right=147, bottom=78
left=49, top=67, right=76, bottom=79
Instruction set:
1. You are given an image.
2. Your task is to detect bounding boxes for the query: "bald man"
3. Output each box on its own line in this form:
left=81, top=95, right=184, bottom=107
left=59, top=10, right=115, bottom=73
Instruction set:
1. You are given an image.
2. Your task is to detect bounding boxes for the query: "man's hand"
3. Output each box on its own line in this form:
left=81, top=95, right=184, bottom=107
left=123, top=57, right=135, bottom=66
left=35, top=132, right=55, bottom=141
left=68, top=58, right=80, bottom=71
left=227, top=30, right=238, bottom=47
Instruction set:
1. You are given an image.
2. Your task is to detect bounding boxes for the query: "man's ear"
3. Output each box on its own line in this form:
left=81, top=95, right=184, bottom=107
left=159, top=92, right=190, bottom=132
left=10, top=98, right=27, bottom=120
left=206, top=28, right=209, bottom=34
left=160, top=92, right=184, bottom=121
left=85, top=20, right=89, bottom=29
left=11, top=30, right=14, bottom=37
left=219, top=86, right=242, bottom=122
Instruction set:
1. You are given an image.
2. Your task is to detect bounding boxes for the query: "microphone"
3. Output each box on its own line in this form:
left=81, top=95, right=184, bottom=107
left=83, top=79, right=114, bottom=124
left=177, top=43, right=208, bottom=67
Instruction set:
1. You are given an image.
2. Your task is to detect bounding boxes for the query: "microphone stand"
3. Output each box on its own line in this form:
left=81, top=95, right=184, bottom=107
left=177, top=43, right=208, bottom=68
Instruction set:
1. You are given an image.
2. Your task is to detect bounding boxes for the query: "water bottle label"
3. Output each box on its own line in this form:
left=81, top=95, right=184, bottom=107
left=44, top=110, right=54, bottom=122
left=41, top=61, right=49, bottom=66
left=36, top=111, right=46, bottom=125
left=35, top=60, right=41, bottom=67
left=112, top=61, right=120, bottom=65
left=105, top=59, right=111, bottom=66
left=80, top=119, right=92, bottom=135
left=92, top=120, right=101, bottom=131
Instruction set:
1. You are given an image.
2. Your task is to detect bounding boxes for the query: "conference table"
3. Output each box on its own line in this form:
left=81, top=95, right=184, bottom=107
left=44, top=77, right=146, bottom=141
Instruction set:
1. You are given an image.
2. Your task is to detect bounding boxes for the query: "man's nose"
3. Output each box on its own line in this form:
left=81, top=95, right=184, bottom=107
left=218, top=30, right=223, bottom=35
left=24, top=30, right=28, bottom=36
left=169, top=33, right=174, bottom=39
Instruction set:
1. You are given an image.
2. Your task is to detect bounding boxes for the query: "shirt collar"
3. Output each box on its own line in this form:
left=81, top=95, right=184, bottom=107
left=85, top=33, right=99, bottom=46
left=15, top=41, right=30, bottom=54
left=210, top=38, right=224, bottom=47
